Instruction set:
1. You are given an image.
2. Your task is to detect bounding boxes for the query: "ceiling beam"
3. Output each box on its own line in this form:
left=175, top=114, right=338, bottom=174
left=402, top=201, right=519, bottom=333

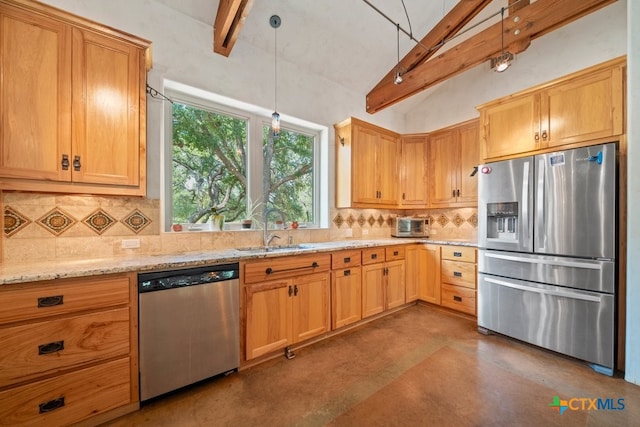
left=213, top=0, right=254, bottom=57
left=366, top=0, right=617, bottom=114
left=369, top=0, right=493, bottom=96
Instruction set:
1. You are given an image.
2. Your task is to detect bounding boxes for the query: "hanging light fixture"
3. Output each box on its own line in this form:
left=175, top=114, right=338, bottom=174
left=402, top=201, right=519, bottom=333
left=492, top=7, right=513, bottom=72
left=394, top=24, right=404, bottom=85
left=270, top=14, right=281, bottom=136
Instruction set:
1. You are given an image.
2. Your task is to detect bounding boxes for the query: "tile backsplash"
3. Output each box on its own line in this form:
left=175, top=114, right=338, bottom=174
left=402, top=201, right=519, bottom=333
left=2, top=192, right=477, bottom=264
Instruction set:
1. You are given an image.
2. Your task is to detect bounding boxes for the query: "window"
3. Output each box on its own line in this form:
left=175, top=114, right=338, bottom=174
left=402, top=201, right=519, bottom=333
left=163, top=84, right=327, bottom=231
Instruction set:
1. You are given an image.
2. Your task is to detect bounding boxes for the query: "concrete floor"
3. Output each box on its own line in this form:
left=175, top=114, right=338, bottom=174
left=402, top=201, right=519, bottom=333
left=105, top=305, right=640, bottom=426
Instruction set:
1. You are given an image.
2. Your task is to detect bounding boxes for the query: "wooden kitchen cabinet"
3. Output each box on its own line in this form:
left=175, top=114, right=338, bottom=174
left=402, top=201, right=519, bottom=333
left=406, top=244, right=441, bottom=305
left=335, top=117, right=399, bottom=208
left=398, top=134, right=428, bottom=208
left=331, top=250, right=362, bottom=330
left=479, top=57, right=625, bottom=161
left=244, top=254, right=331, bottom=360
left=0, top=272, right=138, bottom=426
left=0, top=0, right=150, bottom=196
left=440, top=246, right=477, bottom=316
left=428, top=120, right=479, bottom=208
left=361, top=246, right=405, bottom=318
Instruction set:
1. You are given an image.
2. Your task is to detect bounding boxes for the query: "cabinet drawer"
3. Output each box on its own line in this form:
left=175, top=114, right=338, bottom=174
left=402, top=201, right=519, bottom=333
left=441, top=246, right=476, bottom=262
left=331, top=250, right=362, bottom=269
left=0, top=307, right=130, bottom=387
left=362, top=248, right=385, bottom=265
left=441, top=284, right=476, bottom=315
left=441, top=260, right=476, bottom=289
left=385, top=246, right=405, bottom=261
left=0, top=274, right=130, bottom=325
left=0, top=357, right=130, bottom=427
left=244, top=254, right=331, bottom=284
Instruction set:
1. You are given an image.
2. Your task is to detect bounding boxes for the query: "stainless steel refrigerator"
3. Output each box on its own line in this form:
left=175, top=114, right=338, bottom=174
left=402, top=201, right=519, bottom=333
left=477, top=143, right=617, bottom=375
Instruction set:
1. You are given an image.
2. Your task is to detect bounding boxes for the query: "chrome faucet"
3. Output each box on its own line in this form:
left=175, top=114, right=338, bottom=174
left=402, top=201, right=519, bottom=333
left=263, top=208, right=286, bottom=247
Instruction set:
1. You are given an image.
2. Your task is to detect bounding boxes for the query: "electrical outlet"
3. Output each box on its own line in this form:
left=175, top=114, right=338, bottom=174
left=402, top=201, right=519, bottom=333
left=344, top=229, right=353, bottom=237
left=121, top=238, right=140, bottom=249
left=362, top=229, right=369, bottom=236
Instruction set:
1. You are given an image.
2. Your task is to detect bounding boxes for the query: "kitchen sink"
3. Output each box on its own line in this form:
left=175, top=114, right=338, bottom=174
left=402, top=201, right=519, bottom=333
left=236, top=244, right=304, bottom=253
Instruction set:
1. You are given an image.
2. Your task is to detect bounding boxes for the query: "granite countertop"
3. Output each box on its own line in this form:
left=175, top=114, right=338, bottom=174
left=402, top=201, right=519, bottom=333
left=0, top=238, right=476, bottom=285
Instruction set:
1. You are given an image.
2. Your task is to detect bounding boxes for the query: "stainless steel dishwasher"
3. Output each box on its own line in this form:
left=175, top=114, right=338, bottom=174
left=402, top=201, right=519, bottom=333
left=138, top=263, right=239, bottom=401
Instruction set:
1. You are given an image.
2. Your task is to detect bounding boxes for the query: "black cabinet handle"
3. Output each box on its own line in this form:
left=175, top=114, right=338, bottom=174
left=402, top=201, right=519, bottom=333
left=453, top=296, right=462, bottom=302
left=456, top=189, right=460, bottom=197
left=453, top=272, right=462, bottom=277
left=266, top=261, right=319, bottom=275
left=453, top=252, right=462, bottom=257
left=38, top=340, right=64, bottom=355
left=371, top=254, right=377, bottom=260
left=393, top=251, right=399, bottom=256
left=39, top=397, right=65, bottom=413
left=344, top=257, right=351, bottom=263
left=344, top=269, right=351, bottom=276
left=294, top=285, right=298, bottom=296
left=73, top=155, right=81, bottom=171
left=288, top=285, right=293, bottom=297
left=38, top=295, right=64, bottom=308
left=61, top=155, right=69, bottom=170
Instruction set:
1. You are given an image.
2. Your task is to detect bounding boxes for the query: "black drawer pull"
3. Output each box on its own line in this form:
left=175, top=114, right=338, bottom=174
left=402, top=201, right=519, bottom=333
left=344, top=257, right=351, bottom=263
left=39, top=340, right=64, bottom=355
left=453, top=296, right=463, bottom=302
left=453, top=272, right=462, bottom=277
left=453, top=252, right=462, bottom=257
left=344, top=269, right=351, bottom=276
left=371, top=254, right=378, bottom=260
left=39, top=397, right=65, bottom=413
left=393, top=251, right=399, bottom=256
left=38, top=295, right=64, bottom=308
left=266, top=261, right=319, bottom=275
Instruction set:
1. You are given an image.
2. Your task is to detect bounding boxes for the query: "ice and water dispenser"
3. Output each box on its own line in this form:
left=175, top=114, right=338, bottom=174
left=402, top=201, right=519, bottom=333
left=485, top=202, right=518, bottom=240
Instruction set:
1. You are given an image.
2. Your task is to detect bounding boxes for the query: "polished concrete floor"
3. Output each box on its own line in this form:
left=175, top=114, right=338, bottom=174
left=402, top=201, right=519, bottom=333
left=105, top=305, right=640, bottom=426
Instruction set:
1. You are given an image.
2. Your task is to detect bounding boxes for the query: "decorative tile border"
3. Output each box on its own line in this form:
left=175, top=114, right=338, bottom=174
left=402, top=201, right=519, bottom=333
left=4, top=207, right=31, bottom=237
left=121, top=209, right=151, bottom=234
left=82, top=209, right=117, bottom=235
left=37, top=208, right=77, bottom=236
left=330, top=209, right=479, bottom=230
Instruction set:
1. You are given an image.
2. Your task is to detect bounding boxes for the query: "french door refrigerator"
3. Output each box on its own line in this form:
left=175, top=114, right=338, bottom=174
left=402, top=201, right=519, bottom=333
left=477, top=143, right=617, bottom=375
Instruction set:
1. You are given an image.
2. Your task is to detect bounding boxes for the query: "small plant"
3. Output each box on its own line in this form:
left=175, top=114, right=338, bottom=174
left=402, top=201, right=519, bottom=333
left=242, top=198, right=263, bottom=229
left=210, top=205, right=226, bottom=231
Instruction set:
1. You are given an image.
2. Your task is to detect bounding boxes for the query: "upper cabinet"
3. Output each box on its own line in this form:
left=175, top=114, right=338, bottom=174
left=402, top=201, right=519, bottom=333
left=398, top=134, right=428, bottom=208
left=478, top=57, right=625, bottom=161
left=335, top=117, right=399, bottom=208
left=427, top=120, right=479, bottom=208
left=0, top=0, right=151, bottom=196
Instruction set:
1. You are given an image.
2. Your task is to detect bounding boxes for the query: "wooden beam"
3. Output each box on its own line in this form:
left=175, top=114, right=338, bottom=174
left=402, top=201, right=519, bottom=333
left=213, top=0, right=254, bottom=57
left=366, top=0, right=617, bottom=114
left=370, top=0, right=493, bottom=95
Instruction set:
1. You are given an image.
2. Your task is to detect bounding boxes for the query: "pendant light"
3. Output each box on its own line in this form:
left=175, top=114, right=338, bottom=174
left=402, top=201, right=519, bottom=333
left=492, top=7, right=513, bottom=72
left=270, top=15, right=281, bottom=137
left=393, top=24, right=404, bottom=85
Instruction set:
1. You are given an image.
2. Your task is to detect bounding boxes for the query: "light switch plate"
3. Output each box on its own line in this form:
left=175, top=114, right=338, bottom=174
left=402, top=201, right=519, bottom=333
left=121, top=238, right=140, bottom=249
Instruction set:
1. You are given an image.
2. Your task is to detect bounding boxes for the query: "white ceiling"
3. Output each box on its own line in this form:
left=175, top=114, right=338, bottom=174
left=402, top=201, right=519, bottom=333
left=155, top=0, right=507, bottom=112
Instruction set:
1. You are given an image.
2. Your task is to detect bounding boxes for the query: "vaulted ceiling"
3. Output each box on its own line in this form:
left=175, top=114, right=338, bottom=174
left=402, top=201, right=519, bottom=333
left=157, top=0, right=616, bottom=113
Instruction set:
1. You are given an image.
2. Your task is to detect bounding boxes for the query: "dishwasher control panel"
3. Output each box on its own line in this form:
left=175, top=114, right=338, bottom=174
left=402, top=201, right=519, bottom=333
left=138, top=264, right=239, bottom=293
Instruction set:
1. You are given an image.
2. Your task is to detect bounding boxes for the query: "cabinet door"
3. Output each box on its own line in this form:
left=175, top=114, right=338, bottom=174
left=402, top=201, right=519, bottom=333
left=481, top=94, right=539, bottom=160
left=457, top=121, right=479, bottom=205
left=292, top=272, right=330, bottom=343
left=419, top=245, right=441, bottom=305
left=377, top=133, right=398, bottom=205
left=0, top=6, right=71, bottom=181
left=405, top=245, right=423, bottom=303
left=245, top=280, right=292, bottom=360
left=71, top=28, right=142, bottom=186
left=544, top=66, right=624, bottom=147
left=385, top=260, right=405, bottom=309
left=332, top=267, right=362, bottom=329
left=399, top=136, right=428, bottom=207
left=362, top=263, right=385, bottom=318
left=428, top=130, right=457, bottom=206
left=352, top=124, right=379, bottom=204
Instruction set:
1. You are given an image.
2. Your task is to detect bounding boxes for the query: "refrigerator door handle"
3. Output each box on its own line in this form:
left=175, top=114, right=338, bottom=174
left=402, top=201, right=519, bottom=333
left=483, top=277, right=601, bottom=302
left=522, top=161, right=530, bottom=248
left=535, top=158, right=546, bottom=251
left=483, top=252, right=603, bottom=270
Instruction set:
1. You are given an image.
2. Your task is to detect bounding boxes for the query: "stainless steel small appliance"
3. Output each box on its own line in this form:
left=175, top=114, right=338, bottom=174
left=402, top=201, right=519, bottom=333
left=138, top=263, right=239, bottom=401
left=391, top=216, right=429, bottom=237
left=477, top=143, right=617, bottom=375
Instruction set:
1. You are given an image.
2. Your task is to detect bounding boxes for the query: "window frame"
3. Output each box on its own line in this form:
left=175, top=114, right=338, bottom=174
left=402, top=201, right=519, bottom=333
left=162, top=82, right=328, bottom=232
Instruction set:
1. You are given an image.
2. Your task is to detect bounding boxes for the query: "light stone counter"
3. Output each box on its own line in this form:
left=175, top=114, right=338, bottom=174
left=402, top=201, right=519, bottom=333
left=0, top=238, right=476, bottom=285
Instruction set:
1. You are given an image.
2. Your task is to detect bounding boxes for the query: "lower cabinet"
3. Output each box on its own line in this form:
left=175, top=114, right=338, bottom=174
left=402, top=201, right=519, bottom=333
left=361, top=247, right=405, bottom=318
left=0, top=273, right=137, bottom=426
left=407, top=244, right=441, bottom=304
left=439, top=246, right=477, bottom=315
left=331, top=250, right=363, bottom=330
left=244, top=256, right=331, bottom=361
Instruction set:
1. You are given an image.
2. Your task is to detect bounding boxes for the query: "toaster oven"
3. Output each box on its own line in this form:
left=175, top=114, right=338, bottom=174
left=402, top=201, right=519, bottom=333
left=391, top=217, right=429, bottom=237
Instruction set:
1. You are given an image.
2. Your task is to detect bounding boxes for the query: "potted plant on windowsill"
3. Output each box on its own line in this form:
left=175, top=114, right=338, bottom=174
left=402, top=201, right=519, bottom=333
left=210, top=206, right=226, bottom=231
left=242, top=198, right=263, bottom=229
